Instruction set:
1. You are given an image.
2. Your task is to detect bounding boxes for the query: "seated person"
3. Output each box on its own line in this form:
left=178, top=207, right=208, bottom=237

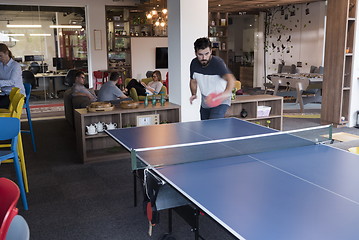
left=125, top=70, right=163, bottom=96
left=97, top=72, right=129, bottom=103
left=72, top=71, right=97, bottom=102
left=0, top=43, right=25, bottom=108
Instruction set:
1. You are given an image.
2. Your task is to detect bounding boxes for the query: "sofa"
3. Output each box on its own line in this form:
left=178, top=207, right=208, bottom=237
left=64, top=88, right=92, bottom=127
left=124, top=78, right=168, bottom=102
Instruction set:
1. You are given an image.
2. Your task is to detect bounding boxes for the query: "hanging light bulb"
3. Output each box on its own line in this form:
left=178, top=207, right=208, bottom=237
left=146, top=13, right=152, bottom=19
left=160, top=21, right=165, bottom=27
left=151, top=9, right=158, bottom=16
left=162, top=8, right=168, bottom=14
left=155, top=20, right=160, bottom=26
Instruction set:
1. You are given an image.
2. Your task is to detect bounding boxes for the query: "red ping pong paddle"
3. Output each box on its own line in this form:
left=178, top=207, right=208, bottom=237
left=205, top=92, right=222, bottom=108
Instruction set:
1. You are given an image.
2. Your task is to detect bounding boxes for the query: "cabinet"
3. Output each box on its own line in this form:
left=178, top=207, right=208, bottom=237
left=321, top=0, right=356, bottom=127
left=226, top=95, right=283, bottom=130
left=208, top=12, right=229, bottom=65
left=74, top=103, right=181, bottom=163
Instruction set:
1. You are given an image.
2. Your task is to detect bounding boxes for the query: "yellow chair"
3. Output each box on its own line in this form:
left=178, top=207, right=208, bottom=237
left=125, top=78, right=168, bottom=102
left=348, top=147, right=359, bottom=154
left=0, top=93, right=28, bottom=192
left=0, top=87, right=20, bottom=113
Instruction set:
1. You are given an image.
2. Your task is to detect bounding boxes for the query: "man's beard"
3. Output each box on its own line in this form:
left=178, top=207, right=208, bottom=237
left=200, top=60, right=208, bottom=66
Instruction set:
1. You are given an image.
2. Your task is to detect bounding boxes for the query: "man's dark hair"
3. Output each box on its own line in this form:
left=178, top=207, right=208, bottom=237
left=109, top=72, right=120, bottom=81
left=75, top=71, right=85, bottom=78
left=194, top=37, right=212, bottom=52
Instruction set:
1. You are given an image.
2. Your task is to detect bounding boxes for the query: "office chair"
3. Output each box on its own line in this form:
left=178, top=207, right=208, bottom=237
left=22, top=70, right=37, bottom=89
left=63, top=69, right=78, bottom=87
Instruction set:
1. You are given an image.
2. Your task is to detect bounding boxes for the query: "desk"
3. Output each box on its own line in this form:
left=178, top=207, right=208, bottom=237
left=268, top=73, right=322, bottom=112
left=107, top=118, right=359, bottom=239
left=35, top=73, right=67, bottom=98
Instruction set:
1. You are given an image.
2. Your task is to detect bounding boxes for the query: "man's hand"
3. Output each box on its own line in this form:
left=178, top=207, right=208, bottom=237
left=190, top=95, right=197, bottom=104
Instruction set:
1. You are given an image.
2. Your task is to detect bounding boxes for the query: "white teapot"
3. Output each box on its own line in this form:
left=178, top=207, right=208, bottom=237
left=95, top=122, right=105, bottom=132
left=106, top=122, right=117, bottom=130
left=86, top=124, right=97, bottom=135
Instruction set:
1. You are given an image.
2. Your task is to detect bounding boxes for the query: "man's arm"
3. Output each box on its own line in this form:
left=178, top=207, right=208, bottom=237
left=189, top=78, right=197, bottom=104
left=218, top=73, right=235, bottom=101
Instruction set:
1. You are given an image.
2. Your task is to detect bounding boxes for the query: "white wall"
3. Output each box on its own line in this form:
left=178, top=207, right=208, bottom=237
left=131, top=37, right=168, bottom=80
left=264, top=2, right=326, bottom=75
left=349, top=0, right=359, bottom=127
left=168, top=0, right=208, bottom=122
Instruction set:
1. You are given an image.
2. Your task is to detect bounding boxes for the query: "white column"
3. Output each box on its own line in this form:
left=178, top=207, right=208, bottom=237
left=348, top=0, right=359, bottom=127
left=167, top=0, right=208, bottom=122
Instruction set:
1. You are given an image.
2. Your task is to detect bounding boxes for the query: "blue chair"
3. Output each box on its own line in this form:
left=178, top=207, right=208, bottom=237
left=0, top=118, right=28, bottom=210
left=22, top=83, right=36, bottom=152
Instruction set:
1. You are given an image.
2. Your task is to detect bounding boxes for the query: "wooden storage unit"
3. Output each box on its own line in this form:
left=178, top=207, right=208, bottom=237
left=74, top=102, right=180, bottom=163
left=208, top=12, right=229, bottom=65
left=226, top=95, right=283, bottom=130
left=239, top=66, right=254, bottom=88
left=321, top=0, right=356, bottom=127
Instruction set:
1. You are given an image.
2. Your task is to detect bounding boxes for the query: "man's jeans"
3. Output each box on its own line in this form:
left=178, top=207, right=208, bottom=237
left=200, top=104, right=229, bottom=120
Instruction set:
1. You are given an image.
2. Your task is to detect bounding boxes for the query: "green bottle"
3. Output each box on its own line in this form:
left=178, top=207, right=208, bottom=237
left=144, top=95, right=148, bottom=107
left=160, top=92, right=165, bottom=106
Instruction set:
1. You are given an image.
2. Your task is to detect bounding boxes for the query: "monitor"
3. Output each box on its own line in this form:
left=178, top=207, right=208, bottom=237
left=24, top=55, right=44, bottom=62
left=24, top=55, right=34, bottom=62
left=14, top=57, right=22, bottom=63
left=155, top=47, right=168, bottom=69
left=53, top=57, right=67, bottom=70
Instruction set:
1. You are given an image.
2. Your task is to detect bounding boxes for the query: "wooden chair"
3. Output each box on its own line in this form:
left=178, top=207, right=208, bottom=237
left=93, top=71, right=109, bottom=90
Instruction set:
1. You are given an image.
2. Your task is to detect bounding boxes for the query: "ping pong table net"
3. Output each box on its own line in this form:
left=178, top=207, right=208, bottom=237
left=131, top=125, right=333, bottom=171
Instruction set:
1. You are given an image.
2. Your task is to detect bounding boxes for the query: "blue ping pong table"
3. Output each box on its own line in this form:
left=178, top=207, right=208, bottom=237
left=106, top=118, right=359, bottom=240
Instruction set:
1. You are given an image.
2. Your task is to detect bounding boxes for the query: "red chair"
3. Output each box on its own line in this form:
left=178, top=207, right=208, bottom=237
left=93, top=71, right=109, bottom=90
left=0, top=178, right=20, bottom=240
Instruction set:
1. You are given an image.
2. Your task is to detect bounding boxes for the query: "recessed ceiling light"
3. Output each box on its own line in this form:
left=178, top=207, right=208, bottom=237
left=218, top=4, right=221, bottom=7
left=50, top=25, right=82, bottom=29
left=7, top=24, right=42, bottom=28
left=30, top=33, right=51, bottom=37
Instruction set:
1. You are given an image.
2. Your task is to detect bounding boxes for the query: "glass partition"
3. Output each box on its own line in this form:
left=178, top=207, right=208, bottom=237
left=0, top=5, right=87, bottom=103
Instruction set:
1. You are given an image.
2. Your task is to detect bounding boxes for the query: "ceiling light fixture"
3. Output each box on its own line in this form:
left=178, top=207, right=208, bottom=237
left=29, top=33, right=51, bottom=37
left=145, top=1, right=168, bottom=29
left=7, top=24, right=42, bottom=28
left=49, top=25, right=82, bottom=29
left=3, top=34, right=25, bottom=37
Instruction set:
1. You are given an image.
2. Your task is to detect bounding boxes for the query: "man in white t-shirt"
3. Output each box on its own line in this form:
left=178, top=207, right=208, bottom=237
left=189, top=37, right=235, bottom=120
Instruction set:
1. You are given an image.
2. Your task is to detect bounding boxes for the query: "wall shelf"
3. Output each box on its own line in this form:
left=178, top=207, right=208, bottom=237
left=226, top=95, right=283, bottom=130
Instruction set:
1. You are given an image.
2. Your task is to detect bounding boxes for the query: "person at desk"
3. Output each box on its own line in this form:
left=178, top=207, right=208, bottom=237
left=124, top=70, right=163, bottom=96
left=189, top=37, right=235, bottom=120
left=72, top=71, right=97, bottom=102
left=97, top=72, right=128, bottom=103
left=0, top=43, right=25, bottom=108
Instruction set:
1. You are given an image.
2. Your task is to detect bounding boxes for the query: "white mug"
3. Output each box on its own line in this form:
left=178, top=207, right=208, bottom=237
left=106, top=122, right=117, bottom=130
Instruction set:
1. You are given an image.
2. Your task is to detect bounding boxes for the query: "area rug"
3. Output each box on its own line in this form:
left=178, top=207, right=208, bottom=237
left=321, top=132, right=359, bottom=142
